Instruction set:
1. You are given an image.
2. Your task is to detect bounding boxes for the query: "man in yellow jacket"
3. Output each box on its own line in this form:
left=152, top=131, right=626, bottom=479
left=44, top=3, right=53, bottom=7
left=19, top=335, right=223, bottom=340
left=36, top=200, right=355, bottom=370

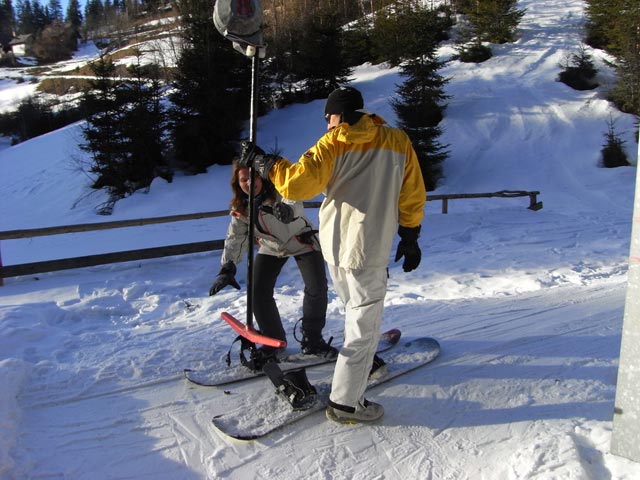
left=244, top=86, right=426, bottom=423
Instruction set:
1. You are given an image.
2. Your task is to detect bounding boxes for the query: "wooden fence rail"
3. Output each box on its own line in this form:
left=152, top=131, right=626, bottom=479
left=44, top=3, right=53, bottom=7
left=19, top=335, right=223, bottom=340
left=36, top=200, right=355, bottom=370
left=0, top=190, right=541, bottom=284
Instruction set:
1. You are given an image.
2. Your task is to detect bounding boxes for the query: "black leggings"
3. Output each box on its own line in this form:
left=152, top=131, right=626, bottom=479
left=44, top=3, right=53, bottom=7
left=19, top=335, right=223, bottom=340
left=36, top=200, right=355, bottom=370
left=252, top=250, right=328, bottom=343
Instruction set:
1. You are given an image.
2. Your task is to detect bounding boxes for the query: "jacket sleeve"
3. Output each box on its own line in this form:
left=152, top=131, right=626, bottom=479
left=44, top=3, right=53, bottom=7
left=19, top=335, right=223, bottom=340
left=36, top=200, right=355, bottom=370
left=398, top=138, right=426, bottom=228
left=221, top=214, right=249, bottom=265
left=269, top=135, right=335, bottom=200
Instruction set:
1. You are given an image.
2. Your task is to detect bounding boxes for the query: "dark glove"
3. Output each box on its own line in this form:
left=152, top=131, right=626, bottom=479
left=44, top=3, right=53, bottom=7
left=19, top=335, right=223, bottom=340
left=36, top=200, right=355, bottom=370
left=239, top=140, right=278, bottom=178
left=260, top=202, right=295, bottom=223
left=297, top=229, right=319, bottom=245
left=209, top=262, right=241, bottom=296
left=272, top=202, right=295, bottom=223
left=394, top=225, right=421, bottom=272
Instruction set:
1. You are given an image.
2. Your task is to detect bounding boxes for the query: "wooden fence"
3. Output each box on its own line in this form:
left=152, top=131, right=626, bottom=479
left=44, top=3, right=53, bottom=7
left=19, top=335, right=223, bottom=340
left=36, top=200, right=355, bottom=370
left=0, top=190, right=541, bottom=285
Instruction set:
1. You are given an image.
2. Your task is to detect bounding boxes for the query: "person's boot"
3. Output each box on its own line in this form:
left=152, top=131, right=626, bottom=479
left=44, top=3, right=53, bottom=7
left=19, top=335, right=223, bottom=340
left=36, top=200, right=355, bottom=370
left=300, top=333, right=338, bottom=358
left=369, top=354, right=387, bottom=378
left=326, top=398, right=384, bottom=424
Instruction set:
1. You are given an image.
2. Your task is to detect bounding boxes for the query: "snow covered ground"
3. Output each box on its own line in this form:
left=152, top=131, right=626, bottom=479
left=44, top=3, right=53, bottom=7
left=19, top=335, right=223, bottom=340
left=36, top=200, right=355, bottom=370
left=1, top=0, right=640, bottom=478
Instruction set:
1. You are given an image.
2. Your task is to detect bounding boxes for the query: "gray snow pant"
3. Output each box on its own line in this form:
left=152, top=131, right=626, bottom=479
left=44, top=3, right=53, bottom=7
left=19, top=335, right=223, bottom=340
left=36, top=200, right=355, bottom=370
left=252, top=250, right=328, bottom=343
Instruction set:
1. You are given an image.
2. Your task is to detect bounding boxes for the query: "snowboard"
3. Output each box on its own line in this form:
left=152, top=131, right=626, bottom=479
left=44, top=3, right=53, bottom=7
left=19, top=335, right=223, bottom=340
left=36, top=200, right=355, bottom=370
left=184, top=328, right=401, bottom=387
left=211, top=336, right=440, bottom=440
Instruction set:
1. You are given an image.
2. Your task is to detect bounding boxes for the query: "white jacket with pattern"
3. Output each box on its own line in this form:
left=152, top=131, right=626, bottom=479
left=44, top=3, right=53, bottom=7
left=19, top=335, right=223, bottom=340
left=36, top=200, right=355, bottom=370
left=220, top=196, right=320, bottom=266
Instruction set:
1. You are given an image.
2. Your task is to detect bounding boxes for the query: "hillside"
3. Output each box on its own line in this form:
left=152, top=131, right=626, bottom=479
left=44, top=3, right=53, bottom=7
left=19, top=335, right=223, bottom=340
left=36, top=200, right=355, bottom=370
left=1, top=0, right=640, bottom=478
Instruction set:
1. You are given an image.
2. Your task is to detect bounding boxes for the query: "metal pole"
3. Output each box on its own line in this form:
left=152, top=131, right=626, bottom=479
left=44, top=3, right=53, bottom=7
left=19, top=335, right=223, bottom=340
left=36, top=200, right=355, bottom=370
left=245, top=52, right=260, bottom=330
left=611, top=130, right=640, bottom=461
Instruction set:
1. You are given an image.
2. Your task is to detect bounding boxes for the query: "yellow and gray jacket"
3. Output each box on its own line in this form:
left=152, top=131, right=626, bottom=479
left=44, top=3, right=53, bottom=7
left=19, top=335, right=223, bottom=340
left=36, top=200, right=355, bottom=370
left=221, top=195, right=320, bottom=266
left=270, top=113, right=426, bottom=269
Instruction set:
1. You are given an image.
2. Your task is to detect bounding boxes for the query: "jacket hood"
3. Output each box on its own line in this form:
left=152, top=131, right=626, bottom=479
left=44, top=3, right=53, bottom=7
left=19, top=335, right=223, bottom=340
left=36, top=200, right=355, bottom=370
left=334, top=113, right=387, bottom=145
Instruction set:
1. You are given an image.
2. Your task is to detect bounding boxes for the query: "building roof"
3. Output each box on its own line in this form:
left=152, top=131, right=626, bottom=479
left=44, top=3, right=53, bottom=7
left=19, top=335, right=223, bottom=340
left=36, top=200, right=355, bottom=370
left=9, top=34, right=31, bottom=46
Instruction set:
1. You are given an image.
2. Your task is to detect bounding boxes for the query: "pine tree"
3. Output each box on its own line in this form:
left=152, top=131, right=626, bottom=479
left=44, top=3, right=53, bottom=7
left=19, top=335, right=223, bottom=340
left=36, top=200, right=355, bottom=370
left=558, top=45, right=599, bottom=91
left=294, top=8, right=352, bottom=99
left=168, top=0, right=250, bottom=173
left=31, top=0, right=49, bottom=32
left=80, top=55, right=130, bottom=197
left=119, top=51, right=171, bottom=189
left=0, top=0, right=14, bottom=47
left=47, top=0, right=63, bottom=22
left=16, top=0, right=35, bottom=34
left=585, top=0, right=640, bottom=115
left=392, top=53, right=450, bottom=191
left=390, top=3, right=451, bottom=190
left=371, top=1, right=453, bottom=67
left=84, top=0, right=104, bottom=36
left=601, top=117, right=630, bottom=167
left=585, top=0, right=622, bottom=52
left=466, top=0, right=525, bottom=44
left=81, top=51, right=171, bottom=198
left=66, top=0, right=83, bottom=30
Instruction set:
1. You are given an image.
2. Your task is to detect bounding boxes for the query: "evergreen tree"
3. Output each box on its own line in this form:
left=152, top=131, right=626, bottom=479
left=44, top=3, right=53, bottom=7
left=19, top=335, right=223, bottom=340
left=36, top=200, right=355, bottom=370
left=66, top=0, right=83, bottom=30
left=585, top=0, right=640, bottom=115
left=0, top=0, right=14, bottom=47
left=342, top=16, right=375, bottom=67
left=169, top=0, right=250, bottom=173
left=82, top=52, right=171, bottom=198
left=600, top=117, right=630, bottom=167
left=609, top=0, right=639, bottom=115
left=585, top=0, right=622, bottom=52
left=558, top=45, right=599, bottom=91
left=293, top=8, right=352, bottom=99
left=65, top=0, right=82, bottom=49
left=16, top=0, right=35, bottom=34
left=609, top=52, right=640, bottom=115
left=390, top=3, right=451, bottom=190
left=371, top=1, right=453, bottom=67
left=31, top=0, right=49, bottom=32
left=119, top=51, right=171, bottom=188
left=392, top=52, right=450, bottom=191
left=466, top=0, right=525, bottom=44
left=84, top=0, right=104, bottom=35
left=47, top=0, right=62, bottom=21
left=80, top=54, right=130, bottom=197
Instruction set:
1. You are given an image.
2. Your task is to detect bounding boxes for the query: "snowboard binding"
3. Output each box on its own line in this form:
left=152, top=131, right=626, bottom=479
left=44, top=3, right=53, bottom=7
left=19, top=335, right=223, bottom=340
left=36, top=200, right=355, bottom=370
left=226, top=335, right=281, bottom=372
left=263, top=363, right=318, bottom=410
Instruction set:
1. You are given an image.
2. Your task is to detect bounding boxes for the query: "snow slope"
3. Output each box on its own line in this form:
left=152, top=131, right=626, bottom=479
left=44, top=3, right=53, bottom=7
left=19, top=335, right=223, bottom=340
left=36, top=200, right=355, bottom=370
left=1, top=0, right=640, bottom=478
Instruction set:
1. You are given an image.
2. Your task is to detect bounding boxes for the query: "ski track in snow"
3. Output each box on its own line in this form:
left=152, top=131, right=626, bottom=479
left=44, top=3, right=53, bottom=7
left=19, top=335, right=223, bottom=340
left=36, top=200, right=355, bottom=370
left=3, top=270, right=631, bottom=479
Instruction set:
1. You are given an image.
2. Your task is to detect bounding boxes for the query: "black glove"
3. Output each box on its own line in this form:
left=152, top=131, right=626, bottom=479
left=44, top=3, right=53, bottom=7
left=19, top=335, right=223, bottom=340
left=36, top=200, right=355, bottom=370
left=260, top=202, right=295, bottom=223
left=297, top=229, right=319, bottom=245
left=239, top=140, right=278, bottom=178
left=394, top=225, right=421, bottom=272
left=209, top=262, right=241, bottom=296
left=272, top=202, right=295, bottom=223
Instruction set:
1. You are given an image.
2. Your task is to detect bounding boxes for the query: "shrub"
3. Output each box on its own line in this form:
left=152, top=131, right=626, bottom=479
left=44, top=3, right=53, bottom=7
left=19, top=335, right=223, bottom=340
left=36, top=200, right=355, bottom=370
left=457, top=43, right=493, bottom=63
left=558, top=46, right=598, bottom=91
left=600, top=118, right=630, bottom=168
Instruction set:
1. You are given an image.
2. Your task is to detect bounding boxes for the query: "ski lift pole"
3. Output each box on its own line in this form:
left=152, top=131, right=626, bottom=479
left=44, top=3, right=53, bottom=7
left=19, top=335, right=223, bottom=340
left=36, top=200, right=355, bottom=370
left=611, top=128, right=640, bottom=461
left=245, top=52, right=259, bottom=330
left=213, top=0, right=285, bottom=348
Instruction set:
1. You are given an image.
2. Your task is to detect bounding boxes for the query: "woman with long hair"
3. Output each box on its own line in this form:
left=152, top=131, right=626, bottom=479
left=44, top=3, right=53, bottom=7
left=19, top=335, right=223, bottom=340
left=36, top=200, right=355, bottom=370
left=209, top=161, right=336, bottom=362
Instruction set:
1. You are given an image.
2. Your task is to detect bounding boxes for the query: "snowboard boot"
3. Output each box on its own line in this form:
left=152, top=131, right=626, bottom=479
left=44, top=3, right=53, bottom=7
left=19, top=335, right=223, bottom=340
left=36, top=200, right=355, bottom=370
left=300, top=334, right=338, bottom=358
left=263, top=363, right=318, bottom=410
left=369, top=354, right=387, bottom=378
left=326, top=398, right=384, bottom=424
